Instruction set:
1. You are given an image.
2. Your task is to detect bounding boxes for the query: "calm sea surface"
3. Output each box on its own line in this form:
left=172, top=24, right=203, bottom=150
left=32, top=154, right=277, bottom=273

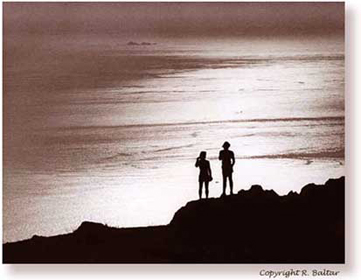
left=3, top=36, right=344, bottom=242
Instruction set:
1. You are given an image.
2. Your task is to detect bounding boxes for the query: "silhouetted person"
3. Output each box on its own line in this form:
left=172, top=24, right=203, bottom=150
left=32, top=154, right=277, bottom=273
left=219, top=141, right=235, bottom=196
left=195, top=151, right=212, bottom=199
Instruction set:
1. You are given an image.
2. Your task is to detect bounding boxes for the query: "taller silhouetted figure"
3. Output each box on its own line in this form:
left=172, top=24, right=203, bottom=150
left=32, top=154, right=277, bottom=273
left=195, top=151, right=212, bottom=199
left=219, top=141, right=235, bottom=196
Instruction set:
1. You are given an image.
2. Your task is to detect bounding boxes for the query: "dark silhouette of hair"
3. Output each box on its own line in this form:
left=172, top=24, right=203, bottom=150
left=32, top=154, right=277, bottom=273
left=195, top=151, right=212, bottom=199
left=222, top=141, right=231, bottom=149
left=219, top=141, right=235, bottom=196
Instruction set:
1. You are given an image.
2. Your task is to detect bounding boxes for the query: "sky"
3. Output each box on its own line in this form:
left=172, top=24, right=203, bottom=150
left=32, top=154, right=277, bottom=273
left=4, top=2, right=344, bottom=38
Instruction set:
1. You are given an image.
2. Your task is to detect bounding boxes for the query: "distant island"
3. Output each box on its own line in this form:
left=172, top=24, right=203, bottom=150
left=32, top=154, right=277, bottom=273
left=127, top=41, right=157, bottom=46
left=3, top=177, right=344, bottom=263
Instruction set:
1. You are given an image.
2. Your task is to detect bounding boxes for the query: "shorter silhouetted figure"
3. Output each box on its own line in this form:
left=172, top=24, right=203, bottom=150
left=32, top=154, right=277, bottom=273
left=219, top=141, right=235, bottom=196
left=195, top=151, right=212, bottom=199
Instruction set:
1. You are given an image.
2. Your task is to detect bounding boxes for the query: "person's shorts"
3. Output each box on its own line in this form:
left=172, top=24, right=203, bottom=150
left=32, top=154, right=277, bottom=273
left=199, top=174, right=211, bottom=182
left=222, top=166, right=233, bottom=177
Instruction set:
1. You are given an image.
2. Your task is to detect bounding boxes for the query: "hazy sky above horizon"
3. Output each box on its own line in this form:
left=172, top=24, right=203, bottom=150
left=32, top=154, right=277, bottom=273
left=4, top=2, right=344, bottom=38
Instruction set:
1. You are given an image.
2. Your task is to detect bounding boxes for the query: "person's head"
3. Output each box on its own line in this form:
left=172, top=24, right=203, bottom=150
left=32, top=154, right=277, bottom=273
left=222, top=141, right=231, bottom=150
left=199, top=151, right=207, bottom=159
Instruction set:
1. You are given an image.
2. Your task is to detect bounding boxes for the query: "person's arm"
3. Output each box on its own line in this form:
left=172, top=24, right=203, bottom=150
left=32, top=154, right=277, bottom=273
left=207, top=161, right=212, bottom=178
left=195, top=158, right=200, bottom=167
left=218, top=151, right=223, bottom=160
left=231, top=151, right=235, bottom=166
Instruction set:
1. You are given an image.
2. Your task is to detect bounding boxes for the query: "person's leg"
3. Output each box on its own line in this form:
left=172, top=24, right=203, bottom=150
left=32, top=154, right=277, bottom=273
left=222, top=174, right=227, bottom=195
left=205, top=181, right=209, bottom=199
left=229, top=174, right=234, bottom=195
left=199, top=181, right=203, bottom=199
left=229, top=173, right=234, bottom=195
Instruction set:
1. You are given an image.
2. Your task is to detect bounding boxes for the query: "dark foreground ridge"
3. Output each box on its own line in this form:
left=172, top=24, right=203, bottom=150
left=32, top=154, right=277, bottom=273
left=3, top=177, right=344, bottom=263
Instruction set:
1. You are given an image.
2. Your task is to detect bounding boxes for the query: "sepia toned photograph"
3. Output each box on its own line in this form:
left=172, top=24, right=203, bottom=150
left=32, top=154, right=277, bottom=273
left=3, top=2, right=344, bottom=263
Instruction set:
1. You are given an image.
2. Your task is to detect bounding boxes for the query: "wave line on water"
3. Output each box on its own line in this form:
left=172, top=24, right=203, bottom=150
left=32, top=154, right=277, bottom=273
left=46, top=115, right=345, bottom=132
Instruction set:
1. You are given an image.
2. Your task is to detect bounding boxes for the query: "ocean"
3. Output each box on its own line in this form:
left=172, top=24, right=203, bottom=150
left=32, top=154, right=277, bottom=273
left=3, top=35, right=344, bottom=242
